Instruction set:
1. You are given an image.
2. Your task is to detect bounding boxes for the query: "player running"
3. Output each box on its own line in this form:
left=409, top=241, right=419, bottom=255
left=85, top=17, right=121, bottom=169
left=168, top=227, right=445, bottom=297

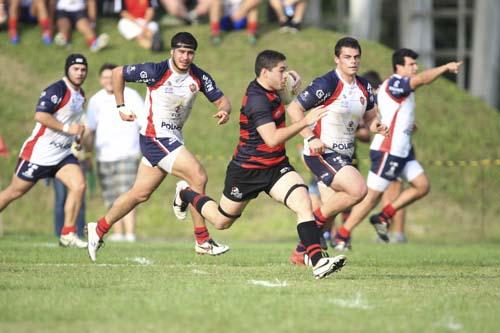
left=0, top=54, right=89, bottom=248
left=339, top=48, right=462, bottom=246
left=170, top=50, right=346, bottom=279
left=286, top=37, right=388, bottom=261
left=87, top=32, right=232, bottom=260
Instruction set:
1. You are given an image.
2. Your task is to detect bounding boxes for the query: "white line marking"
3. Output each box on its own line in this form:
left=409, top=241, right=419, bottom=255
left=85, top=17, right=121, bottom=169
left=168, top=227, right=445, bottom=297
left=328, top=293, right=373, bottom=310
left=248, top=279, right=288, bottom=288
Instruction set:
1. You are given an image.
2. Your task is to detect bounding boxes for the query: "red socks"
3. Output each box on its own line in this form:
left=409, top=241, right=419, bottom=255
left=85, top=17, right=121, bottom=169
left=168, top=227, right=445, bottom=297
left=96, top=217, right=111, bottom=239
left=61, top=225, right=76, bottom=235
left=194, top=226, right=210, bottom=244
left=382, top=203, right=396, bottom=219
left=247, top=21, right=258, bottom=35
left=313, top=208, right=328, bottom=229
left=210, top=22, right=220, bottom=36
left=338, top=225, right=350, bottom=239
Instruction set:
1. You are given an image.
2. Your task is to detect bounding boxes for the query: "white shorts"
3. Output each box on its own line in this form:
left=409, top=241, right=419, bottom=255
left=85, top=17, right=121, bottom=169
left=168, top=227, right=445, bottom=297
left=367, top=160, right=424, bottom=192
left=141, top=145, right=184, bottom=174
left=118, top=18, right=159, bottom=40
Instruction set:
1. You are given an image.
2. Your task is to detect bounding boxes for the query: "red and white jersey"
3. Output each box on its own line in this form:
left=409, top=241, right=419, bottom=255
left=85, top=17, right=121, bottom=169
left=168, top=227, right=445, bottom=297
left=56, top=0, right=86, bottom=11
left=370, top=74, right=415, bottom=157
left=296, top=69, right=375, bottom=157
left=19, top=78, right=85, bottom=165
left=122, top=58, right=223, bottom=142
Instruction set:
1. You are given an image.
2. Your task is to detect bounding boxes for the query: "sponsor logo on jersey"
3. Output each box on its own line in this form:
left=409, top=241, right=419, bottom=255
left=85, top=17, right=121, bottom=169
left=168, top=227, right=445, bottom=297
left=161, top=122, right=182, bottom=130
left=315, top=89, right=325, bottom=99
left=230, top=186, right=242, bottom=199
left=51, top=95, right=59, bottom=104
left=50, top=140, right=72, bottom=150
left=189, top=83, right=198, bottom=92
left=202, top=75, right=214, bottom=92
left=140, top=71, right=148, bottom=79
left=331, top=142, right=354, bottom=151
left=360, top=96, right=365, bottom=105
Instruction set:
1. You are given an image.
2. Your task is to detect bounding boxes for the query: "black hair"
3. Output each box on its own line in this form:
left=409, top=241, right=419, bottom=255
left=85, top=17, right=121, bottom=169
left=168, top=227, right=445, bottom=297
left=255, top=50, right=286, bottom=77
left=65, top=54, right=87, bottom=76
left=171, top=32, right=198, bottom=50
left=334, top=37, right=361, bottom=57
left=392, top=48, right=419, bottom=72
left=99, top=63, right=117, bottom=75
left=361, top=70, right=383, bottom=89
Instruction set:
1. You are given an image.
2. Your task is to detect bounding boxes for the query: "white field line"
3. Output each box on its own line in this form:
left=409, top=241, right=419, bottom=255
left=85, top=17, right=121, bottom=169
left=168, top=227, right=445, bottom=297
left=328, top=292, right=373, bottom=310
left=192, top=269, right=208, bottom=275
left=126, top=257, right=154, bottom=265
left=436, top=317, right=463, bottom=331
left=247, top=279, right=288, bottom=288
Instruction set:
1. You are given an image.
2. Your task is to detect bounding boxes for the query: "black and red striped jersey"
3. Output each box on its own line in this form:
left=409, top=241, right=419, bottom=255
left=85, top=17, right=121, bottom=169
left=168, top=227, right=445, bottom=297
left=232, top=80, right=288, bottom=169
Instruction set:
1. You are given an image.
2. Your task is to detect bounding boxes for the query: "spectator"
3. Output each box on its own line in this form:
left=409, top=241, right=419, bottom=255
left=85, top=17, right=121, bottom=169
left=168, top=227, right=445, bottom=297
left=209, top=0, right=261, bottom=45
left=86, top=63, right=144, bottom=242
left=159, top=0, right=211, bottom=25
left=117, top=0, right=162, bottom=51
left=269, top=0, right=308, bottom=33
left=53, top=0, right=109, bottom=52
left=6, top=0, right=52, bottom=44
left=0, top=0, right=6, bottom=25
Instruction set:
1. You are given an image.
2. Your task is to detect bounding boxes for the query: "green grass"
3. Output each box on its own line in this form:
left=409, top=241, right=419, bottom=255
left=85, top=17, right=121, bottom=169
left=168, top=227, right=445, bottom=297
left=1, top=19, right=499, bottom=241
left=0, top=236, right=499, bottom=332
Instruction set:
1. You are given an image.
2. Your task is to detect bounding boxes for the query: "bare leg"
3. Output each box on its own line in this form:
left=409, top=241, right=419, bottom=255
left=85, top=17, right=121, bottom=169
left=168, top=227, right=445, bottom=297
left=343, top=188, right=383, bottom=232
left=0, top=175, right=35, bottom=212
left=55, top=164, right=86, bottom=228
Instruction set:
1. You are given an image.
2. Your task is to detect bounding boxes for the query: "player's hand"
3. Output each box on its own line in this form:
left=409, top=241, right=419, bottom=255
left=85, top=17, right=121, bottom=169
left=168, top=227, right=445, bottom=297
left=288, top=70, right=302, bottom=95
left=446, top=61, right=463, bottom=74
left=213, top=110, right=230, bottom=125
left=118, top=105, right=136, bottom=121
left=371, top=121, right=389, bottom=136
left=67, top=123, right=85, bottom=137
left=304, top=105, right=327, bottom=126
left=308, top=137, right=325, bottom=155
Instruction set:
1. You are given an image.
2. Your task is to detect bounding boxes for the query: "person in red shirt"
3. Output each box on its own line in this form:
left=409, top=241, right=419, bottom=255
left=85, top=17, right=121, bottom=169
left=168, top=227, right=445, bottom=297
left=118, top=0, right=161, bottom=50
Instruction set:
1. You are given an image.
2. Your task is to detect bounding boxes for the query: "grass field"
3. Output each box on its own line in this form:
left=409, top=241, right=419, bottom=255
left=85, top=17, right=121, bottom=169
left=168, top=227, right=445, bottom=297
left=1, top=236, right=499, bottom=333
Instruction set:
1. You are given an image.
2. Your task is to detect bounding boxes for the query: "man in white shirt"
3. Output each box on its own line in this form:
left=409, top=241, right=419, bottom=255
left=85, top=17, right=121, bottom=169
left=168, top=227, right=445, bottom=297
left=86, top=63, right=144, bottom=242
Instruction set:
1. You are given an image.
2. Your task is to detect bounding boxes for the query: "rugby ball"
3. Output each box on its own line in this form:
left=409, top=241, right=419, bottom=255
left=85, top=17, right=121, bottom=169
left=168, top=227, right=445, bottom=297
left=278, top=71, right=297, bottom=105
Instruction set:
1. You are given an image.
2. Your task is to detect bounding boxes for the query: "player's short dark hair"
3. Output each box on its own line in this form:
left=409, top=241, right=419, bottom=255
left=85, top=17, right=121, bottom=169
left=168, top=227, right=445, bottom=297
left=255, top=50, right=286, bottom=77
left=171, top=32, right=198, bottom=50
left=65, top=53, right=87, bottom=76
left=392, top=48, right=419, bottom=72
left=361, top=70, right=382, bottom=89
left=334, top=37, right=361, bottom=57
left=99, top=63, right=117, bottom=75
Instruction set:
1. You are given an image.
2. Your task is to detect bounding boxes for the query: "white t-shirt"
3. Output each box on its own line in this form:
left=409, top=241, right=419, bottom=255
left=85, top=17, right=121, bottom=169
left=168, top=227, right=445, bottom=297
left=56, top=0, right=86, bottom=11
left=86, top=87, right=144, bottom=162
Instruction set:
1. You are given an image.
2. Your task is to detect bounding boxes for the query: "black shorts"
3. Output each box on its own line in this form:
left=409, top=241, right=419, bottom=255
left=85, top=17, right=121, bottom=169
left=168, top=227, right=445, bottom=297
left=223, top=161, right=295, bottom=202
left=55, top=10, right=88, bottom=26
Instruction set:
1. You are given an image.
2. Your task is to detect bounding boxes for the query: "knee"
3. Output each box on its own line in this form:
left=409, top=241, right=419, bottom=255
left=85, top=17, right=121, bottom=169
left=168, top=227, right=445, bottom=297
left=214, top=217, right=234, bottom=230
left=133, top=190, right=151, bottom=203
left=68, top=181, right=86, bottom=196
left=350, top=182, right=368, bottom=204
left=187, top=168, right=208, bottom=189
left=419, top=182, right=431, bottom=197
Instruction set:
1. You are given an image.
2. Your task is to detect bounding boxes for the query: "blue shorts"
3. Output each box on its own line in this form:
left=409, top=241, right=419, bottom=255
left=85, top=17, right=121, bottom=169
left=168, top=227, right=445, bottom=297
left=15, top=154, right=79, bottom=183
left=139, top=135, right=183, bottom=167
left=304, top=152, right=352, bottom=187
left=220, top=16, right=247, bottom=31
left=369, top=147, right=416, bottom=181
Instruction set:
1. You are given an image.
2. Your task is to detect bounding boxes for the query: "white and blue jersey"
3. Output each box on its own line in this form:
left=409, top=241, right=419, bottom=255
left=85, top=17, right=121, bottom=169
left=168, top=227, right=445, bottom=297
left=297, top=69, right=375, bottom=157
left=19, top=77, right=85, bottom=166
left=370, top=74, right=415, bottom=158
left=122, top=58, right=224, bottom=143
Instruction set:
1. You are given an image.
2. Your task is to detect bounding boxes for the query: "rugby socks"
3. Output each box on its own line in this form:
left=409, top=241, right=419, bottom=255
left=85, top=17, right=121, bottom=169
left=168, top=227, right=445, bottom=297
left=337, top=225, right=350, bottom=241
left=194, top=226, right=210, bottom=245
left=313, top=208, right=328, bottom=229
left=8, top=18, right=17, bottom=39
left=61, top=225, right=76, bottom=235
left=96, top=217, right=111, bottom=239
left=86, top=37, right=97, bottom=47
left=180, top=188, right=214, bottom=216
left=39, top=18, right=50, bottom=34
left=247, top=21, right=258, bottom=36
left=210, top=22, right=220, bottom=37
left=297, top=221, right=323, bottom=266
left=380, top=203, right=396, bottom=221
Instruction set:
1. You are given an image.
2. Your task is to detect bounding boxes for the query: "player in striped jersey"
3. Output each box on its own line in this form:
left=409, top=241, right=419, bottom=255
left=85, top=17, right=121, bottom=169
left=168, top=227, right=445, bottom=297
left=171, top=50, right=347, bottom=279
left=0, top=54, right=89, bottom=248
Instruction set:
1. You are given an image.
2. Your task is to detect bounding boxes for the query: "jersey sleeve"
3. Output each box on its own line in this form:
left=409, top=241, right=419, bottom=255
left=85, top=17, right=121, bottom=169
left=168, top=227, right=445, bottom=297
left=365, top=82, right=375, bottom=110
left=191, top=65, right=224, bottom=102
left=386, top=76, right=413, bottom=99
left=35, top=81, right=67, bottom=114
left=122, top=61, right=169, bottom=86
left=296, top=73, right=336, bottom=110
left=247, top=94, right=274, bottom=128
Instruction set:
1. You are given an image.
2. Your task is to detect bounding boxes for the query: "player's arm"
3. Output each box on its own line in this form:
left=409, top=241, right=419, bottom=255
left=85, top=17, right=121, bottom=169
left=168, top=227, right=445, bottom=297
left=363, top=106, right=388, bottom=136
left=410, top=61, right=462, bottom=89
left=257, top=106, right=326, bottom=148
left=212, top=96, right=232, bottom=125
left=35, top=112, right=84, bottom=136
left=111, top=66, right=134, bottom=121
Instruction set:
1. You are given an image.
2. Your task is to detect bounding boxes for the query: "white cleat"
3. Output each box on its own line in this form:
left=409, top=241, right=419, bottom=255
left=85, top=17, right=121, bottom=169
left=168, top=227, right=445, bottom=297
left=312, top=255, right=347, bottom=279
left=90, top=33, right=109, bottom=52
left=87, top=222, right=104, bottom=262
left=173, top=180, right=189, bottom=220
left=195, top=239, right=230, bottom=256
left=59, top=232, right=87, bottom=248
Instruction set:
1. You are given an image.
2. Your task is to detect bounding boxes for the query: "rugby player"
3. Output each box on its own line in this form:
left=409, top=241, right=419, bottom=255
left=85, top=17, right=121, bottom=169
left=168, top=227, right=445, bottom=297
left=87, top=32, right=232, bottom=260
